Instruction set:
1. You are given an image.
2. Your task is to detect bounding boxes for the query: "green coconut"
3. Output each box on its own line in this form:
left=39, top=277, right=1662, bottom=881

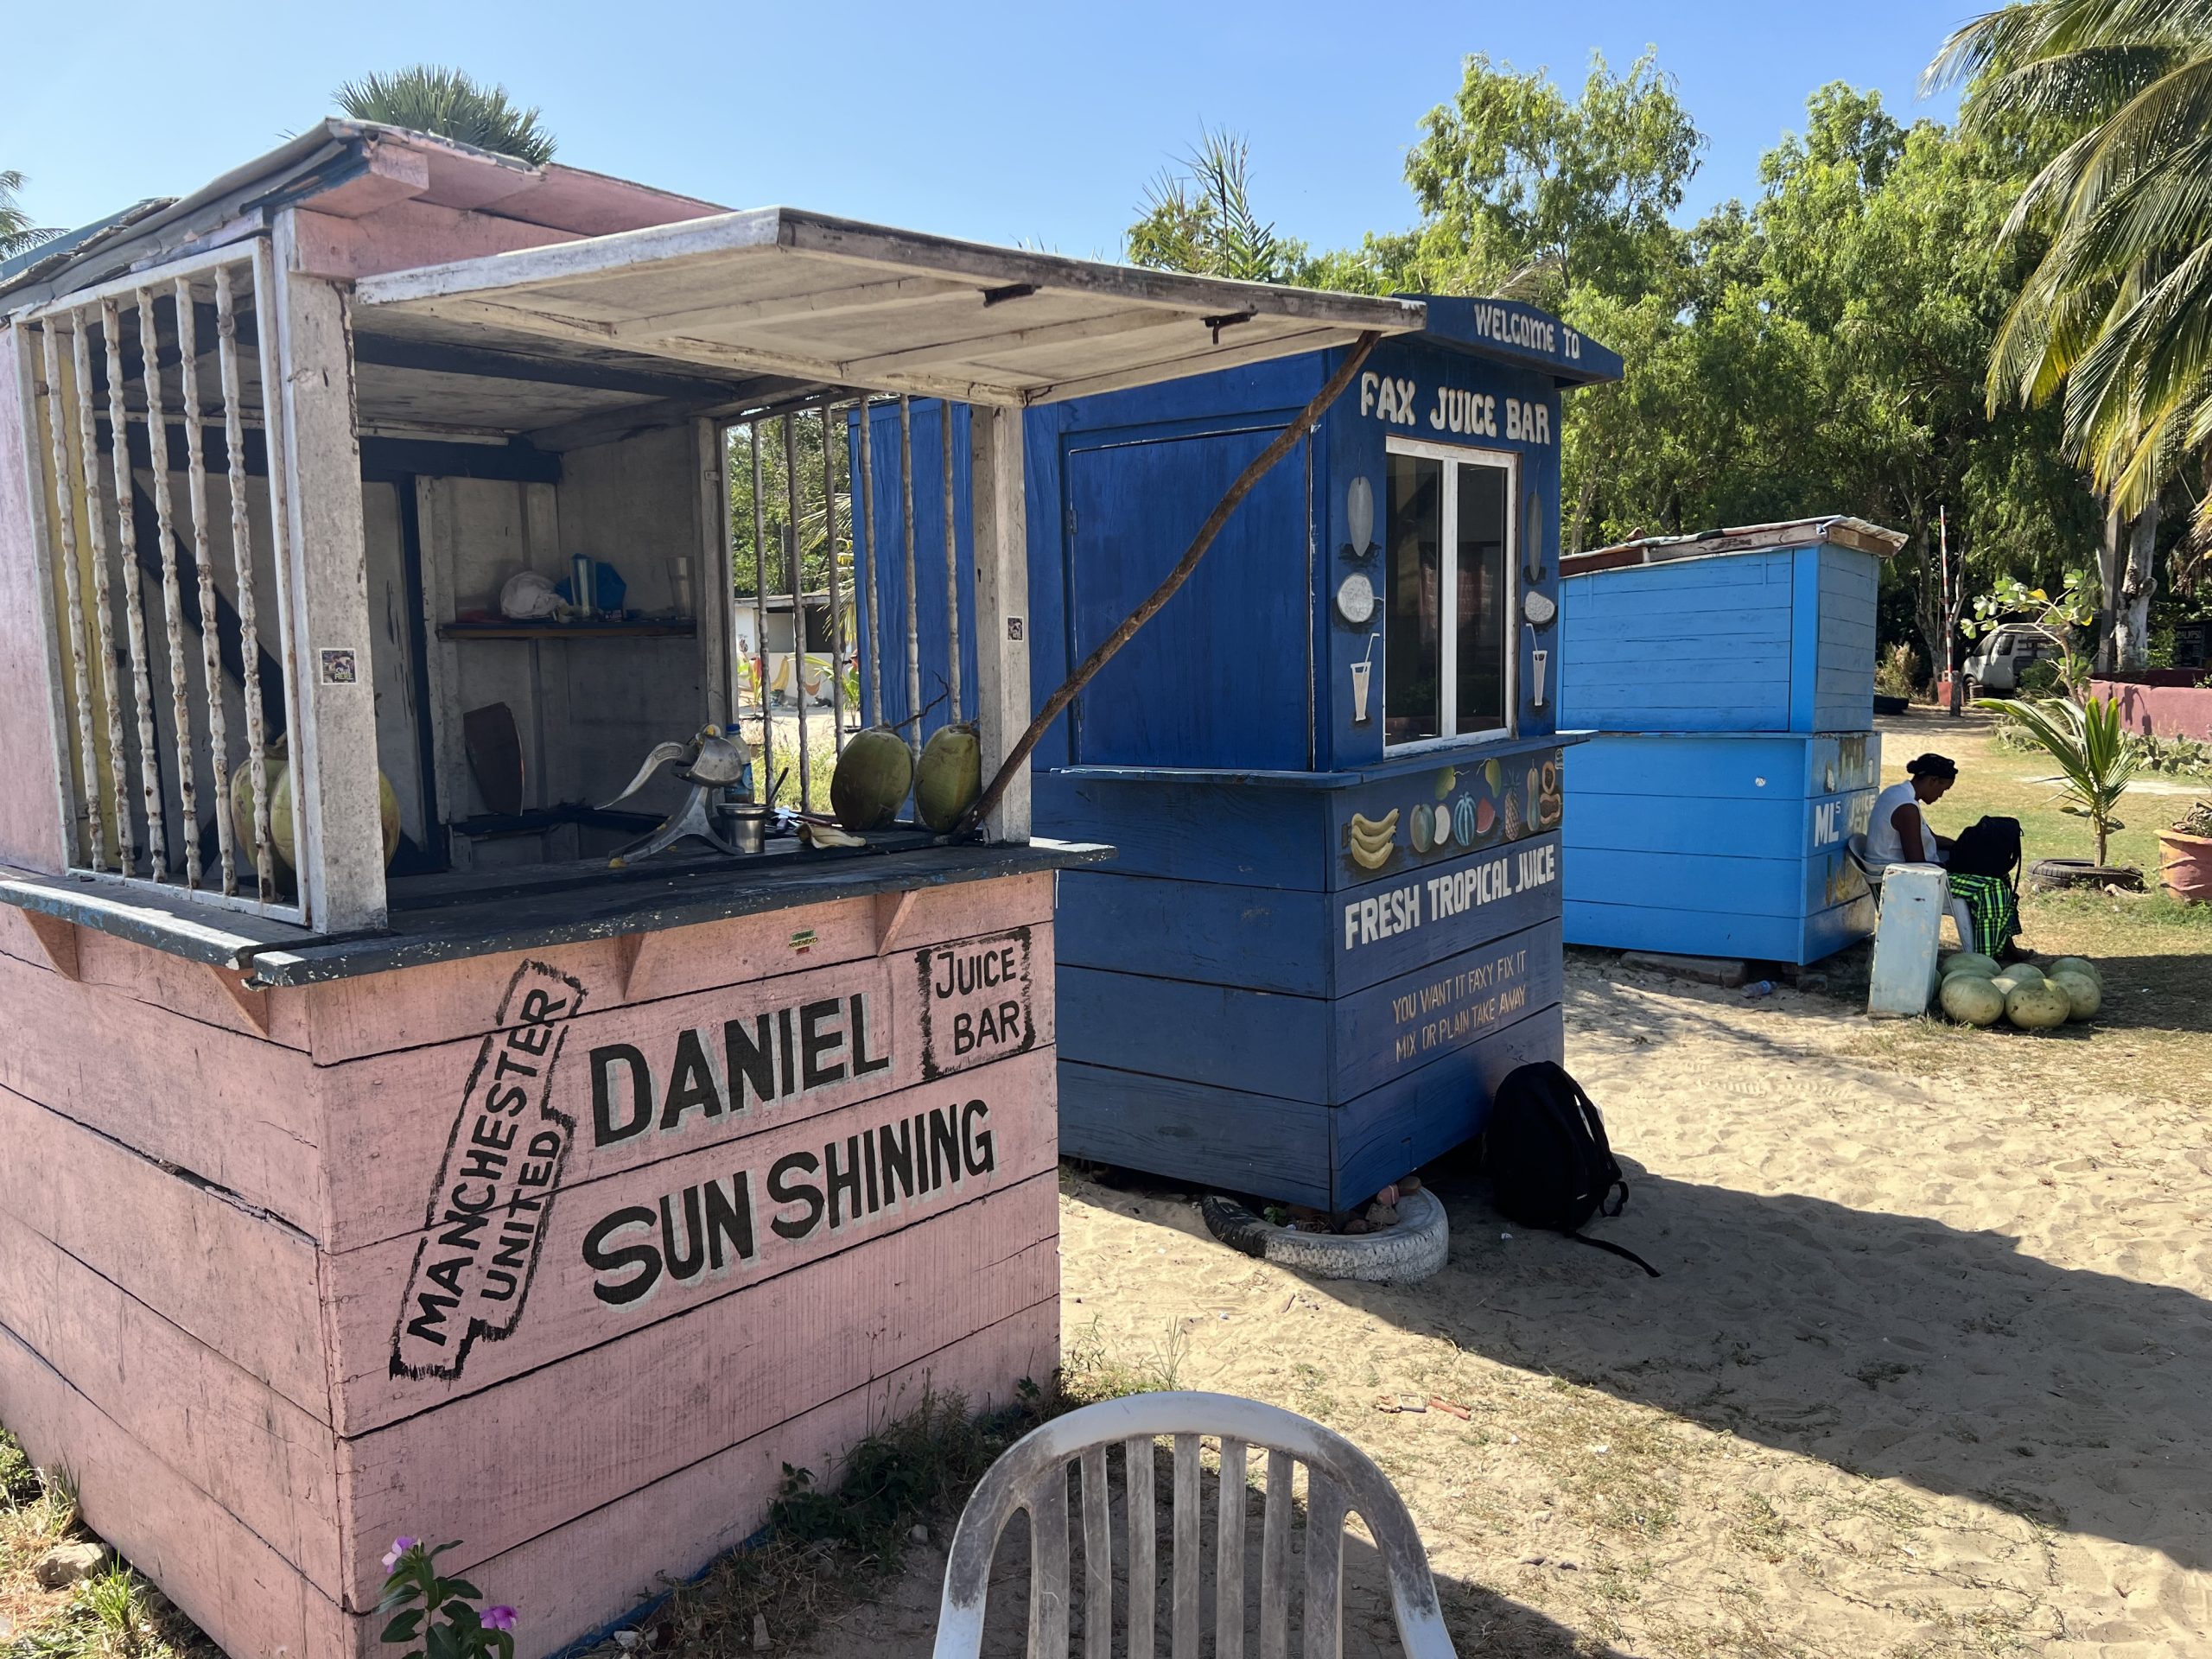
left=1939, top=972, right=2007, bottom=1027
left=2048, top=969, right=2101, bottom=1021
left=228, top=736, right=399, bottom=872
left=2048, top=956, right=2102, bottom=988
left=829, top=726, right=914, bottom=831
left=2005, top=979, right=2072, bottom=1031
left=916, top=722, right=983, bottom=833
left=1941, top=951, right=2002, bottom=979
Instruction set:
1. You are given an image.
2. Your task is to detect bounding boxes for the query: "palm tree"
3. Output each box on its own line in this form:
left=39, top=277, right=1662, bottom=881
left=0, top=170, right=63, bottom=260
left=1127, top=127, right=1289, bottom=283
left=334, top=67, right=556, bottom=165
left=1927, top=3, right=2212, bottom=556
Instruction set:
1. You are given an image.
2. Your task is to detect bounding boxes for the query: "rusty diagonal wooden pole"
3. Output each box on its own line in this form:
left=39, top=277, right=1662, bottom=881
left=957, top=329, right=1382, bottom=837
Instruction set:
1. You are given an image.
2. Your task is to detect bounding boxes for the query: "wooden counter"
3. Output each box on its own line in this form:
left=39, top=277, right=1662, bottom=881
left=0, top=843, right=1102, bottom=1656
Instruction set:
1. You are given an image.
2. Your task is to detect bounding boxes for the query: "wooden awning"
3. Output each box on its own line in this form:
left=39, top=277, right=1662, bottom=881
left=353, top=207, right=1427, bottom=407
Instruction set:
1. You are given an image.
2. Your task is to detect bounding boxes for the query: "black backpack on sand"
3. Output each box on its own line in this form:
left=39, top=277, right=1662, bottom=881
left=1948, top=816, right=2023, bottom=881
left=1484, top=1061, right=1659, bottom=1276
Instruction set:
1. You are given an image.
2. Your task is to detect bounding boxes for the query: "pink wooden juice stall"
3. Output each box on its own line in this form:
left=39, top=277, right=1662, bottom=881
left=0, top=124, right=1421, bottom=1657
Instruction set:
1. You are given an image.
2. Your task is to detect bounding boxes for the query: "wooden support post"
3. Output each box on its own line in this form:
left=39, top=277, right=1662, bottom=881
left=100, top=299, right=162, bottom=878
left=40, top=322, right=104, bottom=872
left=175, top=281, right=238, bottom=894
left=136, top=289, right=197, bottom=885
left=695, top=416, right=732, bottom=732
left=214, top=269, right=273, bottom=900
left=968, top=404, right=1030, bottom=842
left=783, top=414, right=808, bottom=811
left=899, top=396, right=920, bottom=760
left=821, top=400, right=843, bottom=753
left=67, top=314, right=129, bottom=876
left=941, top=400, right=962, bottom=724
left=749, top=427, right=770, bottom=779
left=857, top=400, right=880, bottom=724
left=270, top=213, right=385, bottom=931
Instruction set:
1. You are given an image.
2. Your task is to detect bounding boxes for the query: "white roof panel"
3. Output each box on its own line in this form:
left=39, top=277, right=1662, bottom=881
left=354, top=207, right=1427, bottom=406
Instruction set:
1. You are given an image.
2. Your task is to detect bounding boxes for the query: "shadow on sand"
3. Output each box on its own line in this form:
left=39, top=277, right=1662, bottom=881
left=1323, top=1162, right=2210, bottom=1575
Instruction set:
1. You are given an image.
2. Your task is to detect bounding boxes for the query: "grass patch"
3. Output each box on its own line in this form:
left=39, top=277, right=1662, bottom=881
left=581, top=1324, right=1196, bottom=1655
left=0, top=1427, right=214, bottom=1659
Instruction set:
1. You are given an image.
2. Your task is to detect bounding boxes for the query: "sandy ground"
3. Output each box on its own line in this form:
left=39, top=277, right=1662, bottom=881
left=785, top=953, right=2212, bottom=1658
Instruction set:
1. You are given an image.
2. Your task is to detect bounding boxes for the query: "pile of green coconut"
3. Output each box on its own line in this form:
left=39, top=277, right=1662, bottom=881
left=1936, top=952, right=2102, bottom=1031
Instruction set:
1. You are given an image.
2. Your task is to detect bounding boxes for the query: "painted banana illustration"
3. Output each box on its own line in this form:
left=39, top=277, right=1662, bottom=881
left=1347, top=809, right=1400, bottom=870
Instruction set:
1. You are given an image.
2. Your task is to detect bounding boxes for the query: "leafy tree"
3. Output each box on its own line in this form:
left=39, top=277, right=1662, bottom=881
left=727, top=408, right=850, bottom=601
left=1928, top=0, right=2212, bottom=657
left=334, top=67, right=556, bottom=165
left=0, top=170, right=62, bottom=260
left=1398, top=49, right=1704, bottom=307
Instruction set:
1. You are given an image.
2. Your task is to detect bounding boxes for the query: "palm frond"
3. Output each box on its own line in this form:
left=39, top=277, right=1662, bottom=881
left=334, top=66, right=556, bottom=165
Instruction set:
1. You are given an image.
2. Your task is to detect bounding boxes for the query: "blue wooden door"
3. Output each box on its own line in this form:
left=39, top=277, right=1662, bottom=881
left=1064, top=428, right=1312, bottom=769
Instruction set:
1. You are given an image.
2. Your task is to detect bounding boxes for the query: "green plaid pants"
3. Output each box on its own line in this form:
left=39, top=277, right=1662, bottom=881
left=1947, top=872, right=2019, bottom=956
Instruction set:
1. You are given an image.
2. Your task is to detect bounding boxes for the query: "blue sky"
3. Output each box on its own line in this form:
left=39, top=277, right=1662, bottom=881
left=5, top=1, right=1968, bottom=256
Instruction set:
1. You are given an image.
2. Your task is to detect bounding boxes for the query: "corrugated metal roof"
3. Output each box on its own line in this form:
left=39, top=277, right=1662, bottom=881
left=1562, top=516, right=1909, bottom=577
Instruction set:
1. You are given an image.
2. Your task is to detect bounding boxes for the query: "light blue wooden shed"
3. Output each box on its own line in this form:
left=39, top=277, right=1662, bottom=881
left=1555, top=517, right=1905, bottom=965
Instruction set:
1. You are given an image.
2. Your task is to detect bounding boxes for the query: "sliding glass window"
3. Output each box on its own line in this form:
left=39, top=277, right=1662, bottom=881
left=1382, top=442, right=1515, bottom=747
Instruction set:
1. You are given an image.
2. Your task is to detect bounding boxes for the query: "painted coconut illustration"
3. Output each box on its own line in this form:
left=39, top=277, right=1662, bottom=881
left=1452, top=793, right=1478, bottom=847
left=1410, top=802, right=1433, bottom=853
left=1433, top=802, right=1453, bottom=846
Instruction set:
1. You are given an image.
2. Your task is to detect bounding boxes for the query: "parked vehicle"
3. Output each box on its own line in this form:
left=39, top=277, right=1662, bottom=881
left=1963, top=623, right=2066, bottom=695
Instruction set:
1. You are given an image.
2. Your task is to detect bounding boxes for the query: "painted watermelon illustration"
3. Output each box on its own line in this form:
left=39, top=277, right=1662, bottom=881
left=1475, top=797, right=1497, bottom=836
left=1452, top=794, right=1477, bottom=848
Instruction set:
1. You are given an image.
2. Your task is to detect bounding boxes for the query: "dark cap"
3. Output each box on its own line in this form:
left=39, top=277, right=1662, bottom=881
left=1906, top=753, right=1958, bottom=779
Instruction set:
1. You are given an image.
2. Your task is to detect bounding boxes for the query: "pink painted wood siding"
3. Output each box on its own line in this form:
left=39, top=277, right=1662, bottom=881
left=0, top=872, right=1064, bottom=1659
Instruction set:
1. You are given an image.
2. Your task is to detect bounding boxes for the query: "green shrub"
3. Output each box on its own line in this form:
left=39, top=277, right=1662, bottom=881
left=1875, top=641, right=1922, bottom=700
left=2138, top=733, right=2212, bottom=778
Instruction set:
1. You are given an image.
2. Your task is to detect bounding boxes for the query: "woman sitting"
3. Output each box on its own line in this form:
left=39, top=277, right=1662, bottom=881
left=1865, top=753, right=2022, bottom=958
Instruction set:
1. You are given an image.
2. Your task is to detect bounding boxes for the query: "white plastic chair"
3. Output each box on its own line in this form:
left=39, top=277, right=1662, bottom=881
left=931, top=1391, right=1455, bottom=1659
left=1844, top=831, right=1883, bottom=893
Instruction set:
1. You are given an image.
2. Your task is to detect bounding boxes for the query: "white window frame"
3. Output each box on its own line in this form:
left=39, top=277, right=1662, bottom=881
left=1382, top=435, right=1519, bottom=753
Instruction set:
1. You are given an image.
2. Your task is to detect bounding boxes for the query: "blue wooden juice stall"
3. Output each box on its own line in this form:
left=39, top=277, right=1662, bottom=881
left=1554, top=518, right=1904, bottom=966
left=850, top=302, right=1621, bottom=1209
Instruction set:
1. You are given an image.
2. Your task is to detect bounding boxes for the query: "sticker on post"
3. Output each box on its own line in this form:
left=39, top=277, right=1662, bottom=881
left=319, top=648, right=358, bottom=684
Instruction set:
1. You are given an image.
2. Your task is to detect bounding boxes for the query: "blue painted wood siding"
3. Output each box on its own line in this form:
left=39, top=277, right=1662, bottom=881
left=1559, top=540, right=1882, bottom=735
left=1561, top=731, right=1880, bottom=964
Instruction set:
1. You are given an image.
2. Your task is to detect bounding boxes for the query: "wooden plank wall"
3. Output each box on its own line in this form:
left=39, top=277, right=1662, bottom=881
left=0, top=872, right=1060, bottom=1659
left=1558, top=549, right=1797, bottom=731
left=1560, top=731, right=1881, bottom=964
left=1051, top=752, right=1567, bottom=1210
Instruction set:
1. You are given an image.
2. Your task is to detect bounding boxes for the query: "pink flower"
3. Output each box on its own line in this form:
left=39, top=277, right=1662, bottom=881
left=382, top=1536, right=418, bottom=1573
left=483, top=1606, right=518, bottom=1632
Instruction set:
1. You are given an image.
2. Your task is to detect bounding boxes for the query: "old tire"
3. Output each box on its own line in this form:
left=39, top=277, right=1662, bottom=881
left=1201, top=1191, right=1450, bottom=1285
left=2026, top=858, right=2145, bottom=893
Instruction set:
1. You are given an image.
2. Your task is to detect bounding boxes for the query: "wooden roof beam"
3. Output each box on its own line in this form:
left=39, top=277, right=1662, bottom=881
left=832, top=307, right=1212, bottom=379
left=605, top=274, right=973, bottom=340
